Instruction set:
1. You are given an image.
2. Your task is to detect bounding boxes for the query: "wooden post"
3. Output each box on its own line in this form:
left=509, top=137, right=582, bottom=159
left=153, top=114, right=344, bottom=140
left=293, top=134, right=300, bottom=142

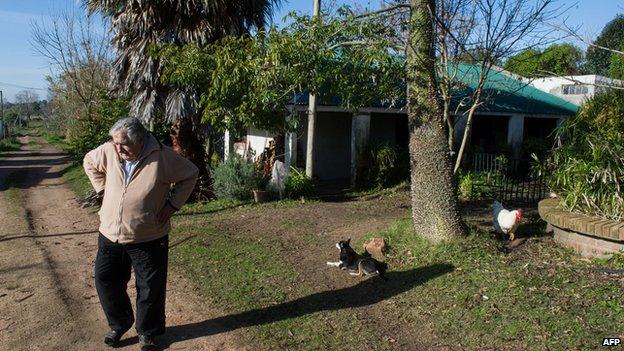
left=305, top=0, right=321, bottom=178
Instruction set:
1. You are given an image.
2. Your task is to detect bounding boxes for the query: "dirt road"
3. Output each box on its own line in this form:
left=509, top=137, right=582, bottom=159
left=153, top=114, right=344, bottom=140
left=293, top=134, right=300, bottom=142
left=0, top=136, right=246, bottom=350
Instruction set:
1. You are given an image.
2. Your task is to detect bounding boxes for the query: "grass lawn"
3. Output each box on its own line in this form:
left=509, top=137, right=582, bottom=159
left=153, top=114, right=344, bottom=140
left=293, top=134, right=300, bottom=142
left=54, top=132, right=623, bottom=350
left=166, top=196, right=624, bottom=351
left=62, top=162, right=95, bottom=199
left=0, top=136, right=21, bottom=152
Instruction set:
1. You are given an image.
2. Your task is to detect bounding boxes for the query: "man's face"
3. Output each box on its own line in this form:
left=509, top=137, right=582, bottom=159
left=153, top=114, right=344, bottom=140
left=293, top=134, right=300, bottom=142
left=112, top=131, right=143, bottom=161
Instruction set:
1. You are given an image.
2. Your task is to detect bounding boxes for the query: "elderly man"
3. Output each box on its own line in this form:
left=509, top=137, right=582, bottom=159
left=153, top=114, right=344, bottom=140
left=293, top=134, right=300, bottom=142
left=84, top=117, right=198, bottom=351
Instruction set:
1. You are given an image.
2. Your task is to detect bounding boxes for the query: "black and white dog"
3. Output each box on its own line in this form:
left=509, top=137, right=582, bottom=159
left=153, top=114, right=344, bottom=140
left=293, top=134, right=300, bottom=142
left=326, top=239, right=388, bottom=280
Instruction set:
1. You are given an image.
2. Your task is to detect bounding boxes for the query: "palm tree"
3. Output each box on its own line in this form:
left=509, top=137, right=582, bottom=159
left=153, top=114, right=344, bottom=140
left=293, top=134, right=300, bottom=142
left=86, top=0, right=281, bottom=200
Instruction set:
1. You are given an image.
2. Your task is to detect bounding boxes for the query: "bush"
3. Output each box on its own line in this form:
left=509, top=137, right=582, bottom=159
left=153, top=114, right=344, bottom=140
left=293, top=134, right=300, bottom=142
left=457, top=171, right=498, bottom=200
left=213, top=154, right=265, bottom=200
left=542, top=89, right=624, bottom=220
left=65, top=91, right=128, bottom=157
left=356, top=142, right=409, bottom=189
left=285, top=167, right=315, bottom=199
left=0, top=136, right=21, bottom=152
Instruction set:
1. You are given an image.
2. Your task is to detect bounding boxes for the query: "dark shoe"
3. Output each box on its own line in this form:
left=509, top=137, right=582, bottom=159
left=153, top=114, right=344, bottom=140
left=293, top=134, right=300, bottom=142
left=139, top=334, right=158, bottom=351
left=104, top=329, right=127, bottom=347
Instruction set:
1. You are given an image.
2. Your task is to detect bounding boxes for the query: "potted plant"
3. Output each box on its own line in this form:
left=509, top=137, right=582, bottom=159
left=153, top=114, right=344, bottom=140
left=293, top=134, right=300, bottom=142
left=252, top=172, right=270, bottom=203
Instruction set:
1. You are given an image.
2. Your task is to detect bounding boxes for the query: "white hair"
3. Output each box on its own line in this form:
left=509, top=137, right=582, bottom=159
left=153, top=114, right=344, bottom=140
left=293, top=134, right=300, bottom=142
left=109, top=117, right=147, bottom=145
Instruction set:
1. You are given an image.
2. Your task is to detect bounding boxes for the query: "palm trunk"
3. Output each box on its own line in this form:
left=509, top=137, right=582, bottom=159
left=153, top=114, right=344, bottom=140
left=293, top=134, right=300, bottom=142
left=170, top=117, right=214, bottom=201
left=407, top=0, right=464, bottom=243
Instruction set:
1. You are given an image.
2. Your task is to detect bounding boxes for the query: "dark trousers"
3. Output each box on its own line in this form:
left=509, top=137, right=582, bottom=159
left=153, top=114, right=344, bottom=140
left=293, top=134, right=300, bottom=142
left=95, top=233, right=169, bottom=336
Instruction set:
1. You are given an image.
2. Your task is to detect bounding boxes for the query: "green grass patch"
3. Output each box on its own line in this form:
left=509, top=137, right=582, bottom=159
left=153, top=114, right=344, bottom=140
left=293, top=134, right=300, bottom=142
left=347, top=181, right=410, bottom=199
left=0, top=136, right=21, bottom=152
left=43, top=132, right=68, bottom=149
left=365, top=219, right=624, bottom=350
left=62, top=162, right=93, bottom=199
left=593, top=253, right=624, bottom=270
left=169, top=201, right=403, bottom=350
left=170, top=226, right=354, bottom=350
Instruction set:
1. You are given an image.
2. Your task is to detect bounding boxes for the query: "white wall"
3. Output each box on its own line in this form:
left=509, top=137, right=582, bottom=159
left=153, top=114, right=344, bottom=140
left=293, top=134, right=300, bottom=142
left=529, top=75, right=624, bottom=106
left=230, top=128, right=274, bottom=161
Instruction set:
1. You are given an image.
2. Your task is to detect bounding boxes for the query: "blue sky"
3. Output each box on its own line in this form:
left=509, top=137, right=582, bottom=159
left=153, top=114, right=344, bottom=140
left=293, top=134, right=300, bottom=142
left=0, top=0, right=621, bottom=102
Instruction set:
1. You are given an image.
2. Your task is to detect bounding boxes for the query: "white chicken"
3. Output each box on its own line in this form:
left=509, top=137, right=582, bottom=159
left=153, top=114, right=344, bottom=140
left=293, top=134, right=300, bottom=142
left=493, top=201, right=523, bottom=241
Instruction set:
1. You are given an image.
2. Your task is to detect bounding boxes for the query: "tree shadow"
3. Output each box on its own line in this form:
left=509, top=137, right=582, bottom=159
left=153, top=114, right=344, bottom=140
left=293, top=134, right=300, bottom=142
left=173, top=201, right=254, bottom=217
left=0, top=151, right=69, bottom=158
left=0, top=229, right=98, bottom=242
left=159, top=263, right=454, bottom=348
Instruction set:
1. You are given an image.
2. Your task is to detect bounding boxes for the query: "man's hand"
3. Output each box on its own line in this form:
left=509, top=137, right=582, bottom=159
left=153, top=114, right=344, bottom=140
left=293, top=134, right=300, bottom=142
left=156, top=202, right=176, bottom=223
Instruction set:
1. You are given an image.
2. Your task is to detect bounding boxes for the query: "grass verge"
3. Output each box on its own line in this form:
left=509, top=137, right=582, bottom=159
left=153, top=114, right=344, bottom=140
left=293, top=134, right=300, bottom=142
left=170, top=200, right=403, bottom=350
left=365, top=219, right=624, bottom=350
left=42, top=132, right=68, bottom=149
left=171, top=203, right=624, bottom=350
left=0, top=136, right=21, bottom=152
left=61, top=162, right=93, bottom=199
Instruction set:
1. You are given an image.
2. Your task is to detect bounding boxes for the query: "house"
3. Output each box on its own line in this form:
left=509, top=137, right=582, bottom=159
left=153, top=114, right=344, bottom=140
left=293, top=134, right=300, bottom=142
left=225, top=64, right=578, bottom=183
left=530, top=75, right=624, bottom=106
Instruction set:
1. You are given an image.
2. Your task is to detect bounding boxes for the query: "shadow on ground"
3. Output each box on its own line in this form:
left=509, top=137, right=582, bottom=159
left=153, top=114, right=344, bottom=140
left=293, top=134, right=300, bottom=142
left=157, top=263, right=454, bottom=348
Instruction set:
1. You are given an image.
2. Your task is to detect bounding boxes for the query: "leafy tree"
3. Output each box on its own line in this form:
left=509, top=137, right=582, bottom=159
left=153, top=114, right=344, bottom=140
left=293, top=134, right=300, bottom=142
left=540, top=43, right=583, bottom=75
left=503, top=48, right=542, bottom=77
left=157, top=13, right=404, bottom=136
left=608, top=52, right=624, bottom=80
left=504, top=43, right=583, bottom=77
left=585, top=15, right=624, bottom=76
left=159, top=3, right=463, bottom=242
left=86, top=0, right=281, bottom=200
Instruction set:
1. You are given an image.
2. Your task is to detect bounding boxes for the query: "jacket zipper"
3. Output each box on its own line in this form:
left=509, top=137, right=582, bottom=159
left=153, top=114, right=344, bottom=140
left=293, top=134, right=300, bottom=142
left=114, top=135, right=161, bottom=242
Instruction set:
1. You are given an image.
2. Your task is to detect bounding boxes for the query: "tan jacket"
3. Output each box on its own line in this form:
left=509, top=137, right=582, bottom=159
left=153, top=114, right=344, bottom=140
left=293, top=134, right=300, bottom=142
left=83, top=134, right=198, bottom=244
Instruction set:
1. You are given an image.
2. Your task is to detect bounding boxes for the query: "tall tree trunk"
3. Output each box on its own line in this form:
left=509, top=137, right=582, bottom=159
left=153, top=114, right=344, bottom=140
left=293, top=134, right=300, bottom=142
left=453, top=104, right=478, bottom=173
left=407, top=0, right=465, bottom=243
left=170, top=116, right=214, bottom=201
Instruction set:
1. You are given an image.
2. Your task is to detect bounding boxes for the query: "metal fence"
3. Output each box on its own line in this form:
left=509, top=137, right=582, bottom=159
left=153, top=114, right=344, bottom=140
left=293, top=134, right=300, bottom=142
left=471, top=153, right=549, bottom=205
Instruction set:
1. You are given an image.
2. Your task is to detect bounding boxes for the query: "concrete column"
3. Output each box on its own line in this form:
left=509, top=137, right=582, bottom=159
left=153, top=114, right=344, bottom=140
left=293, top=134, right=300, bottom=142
left=350, top=112, right=371, bottom=185
left=285, top=132, right=297, bottom=169
left=507, top=114, right=524, bottom=160
left=305, top=95, right=316, bottom=178
left=223, top=130, right=234, bottom=160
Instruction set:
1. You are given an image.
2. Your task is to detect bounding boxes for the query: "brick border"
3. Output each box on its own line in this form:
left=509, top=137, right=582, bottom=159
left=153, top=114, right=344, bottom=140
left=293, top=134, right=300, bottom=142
left=539, top=199, right=624, bottom=257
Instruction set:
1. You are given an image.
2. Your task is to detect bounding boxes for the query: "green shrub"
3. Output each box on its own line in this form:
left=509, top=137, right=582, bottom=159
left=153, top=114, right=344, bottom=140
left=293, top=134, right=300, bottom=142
left=213, top=154, right=265, bottom=200
left=66, top=91, right=128, bottom=158
left=285, top=167, right=315, bottom=199
left=0, top=136, right=21, bottom=152
left=542, top=89, right=624, bottom=220
left=356, top=142, right=409, bottom=189
left=457, top=171, right=498, bottom=200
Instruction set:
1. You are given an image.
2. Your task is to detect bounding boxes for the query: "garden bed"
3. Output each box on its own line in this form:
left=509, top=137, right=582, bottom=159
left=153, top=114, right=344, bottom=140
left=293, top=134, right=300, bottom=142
left=539, top=198, right=624, bottom=256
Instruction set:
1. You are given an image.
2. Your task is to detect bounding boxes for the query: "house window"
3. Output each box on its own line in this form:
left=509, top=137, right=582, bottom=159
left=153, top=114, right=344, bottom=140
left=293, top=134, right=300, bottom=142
left=562, top=84, right=588, bottom=95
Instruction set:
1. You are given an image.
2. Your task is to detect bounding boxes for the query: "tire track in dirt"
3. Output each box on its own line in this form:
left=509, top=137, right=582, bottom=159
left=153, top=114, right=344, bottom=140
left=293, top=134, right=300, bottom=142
left=0, top=137, right=247, bottom=350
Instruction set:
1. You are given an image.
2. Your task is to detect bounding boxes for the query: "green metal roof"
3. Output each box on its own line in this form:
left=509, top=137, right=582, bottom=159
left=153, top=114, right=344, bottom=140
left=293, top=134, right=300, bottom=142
left=453, top=63, right=579, bottom=115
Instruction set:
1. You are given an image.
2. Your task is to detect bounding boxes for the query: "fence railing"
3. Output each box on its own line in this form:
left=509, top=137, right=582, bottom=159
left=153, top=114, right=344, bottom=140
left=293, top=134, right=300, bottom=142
left=470, top=153, right=549, bottom=205
left=472, top=153, right=505, bottom=173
